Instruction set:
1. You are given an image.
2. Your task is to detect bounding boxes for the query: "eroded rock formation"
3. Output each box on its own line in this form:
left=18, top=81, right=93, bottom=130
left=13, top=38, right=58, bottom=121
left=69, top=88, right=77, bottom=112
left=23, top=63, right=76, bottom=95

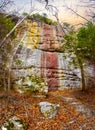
left=0, top=19, right=83, bottom=92
left=10, top=19, right=82, bottom=91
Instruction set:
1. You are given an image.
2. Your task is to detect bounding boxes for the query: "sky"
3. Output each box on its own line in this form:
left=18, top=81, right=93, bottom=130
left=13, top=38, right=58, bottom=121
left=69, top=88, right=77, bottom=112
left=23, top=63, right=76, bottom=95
left=10, top=0, right=93, bottom=25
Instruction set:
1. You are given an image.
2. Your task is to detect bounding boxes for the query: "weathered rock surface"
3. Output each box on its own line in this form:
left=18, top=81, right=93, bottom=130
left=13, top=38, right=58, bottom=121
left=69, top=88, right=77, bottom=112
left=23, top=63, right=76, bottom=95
left=1, top=19, right=95, bottom=91
left=1, top=116, right=27, bottom=130
left=9, top=19, right=81, bottom=91
left=85, top=65, right=95, bottom=88
left=39, top=102, right=60, bottom=118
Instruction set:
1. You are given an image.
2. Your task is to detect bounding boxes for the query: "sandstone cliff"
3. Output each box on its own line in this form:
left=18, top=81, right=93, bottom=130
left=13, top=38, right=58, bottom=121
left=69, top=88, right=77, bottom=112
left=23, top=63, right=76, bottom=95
left=9, top=19, right=81, bottom=91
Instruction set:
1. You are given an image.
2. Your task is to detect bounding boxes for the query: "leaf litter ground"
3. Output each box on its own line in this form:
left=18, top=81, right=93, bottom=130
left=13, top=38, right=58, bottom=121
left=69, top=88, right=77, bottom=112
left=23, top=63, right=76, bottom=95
left=0, top=88, right=95, bottom=130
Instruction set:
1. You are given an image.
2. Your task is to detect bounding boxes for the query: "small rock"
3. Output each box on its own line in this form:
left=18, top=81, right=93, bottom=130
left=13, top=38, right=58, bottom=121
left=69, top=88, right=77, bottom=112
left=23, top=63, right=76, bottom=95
left=39, top=102, right=60, bottom=118
left=69, top=120, right=75, bottom=124
left=1, top=116, right=28, bottom=130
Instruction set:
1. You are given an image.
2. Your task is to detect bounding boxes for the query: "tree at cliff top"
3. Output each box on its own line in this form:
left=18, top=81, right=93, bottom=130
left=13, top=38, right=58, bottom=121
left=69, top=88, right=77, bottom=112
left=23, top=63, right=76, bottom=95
left=0, top=14, right=15, bottom=42
left=77, top=22, right=95, bottom=63
left=62, top=22, right=95, bottom=91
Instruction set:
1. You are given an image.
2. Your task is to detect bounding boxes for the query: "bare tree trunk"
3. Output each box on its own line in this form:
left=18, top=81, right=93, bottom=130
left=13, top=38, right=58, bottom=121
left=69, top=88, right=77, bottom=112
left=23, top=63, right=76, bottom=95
left=8, top=68, right=11, bottom=94
left=4, top=71, right=7, bottom=91
left=77, top=56, right=86, bottom=91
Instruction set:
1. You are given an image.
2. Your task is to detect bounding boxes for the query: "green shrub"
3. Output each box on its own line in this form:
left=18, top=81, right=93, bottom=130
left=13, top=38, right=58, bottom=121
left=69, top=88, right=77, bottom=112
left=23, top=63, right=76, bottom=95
left=0, top=14, right=15, bottom=41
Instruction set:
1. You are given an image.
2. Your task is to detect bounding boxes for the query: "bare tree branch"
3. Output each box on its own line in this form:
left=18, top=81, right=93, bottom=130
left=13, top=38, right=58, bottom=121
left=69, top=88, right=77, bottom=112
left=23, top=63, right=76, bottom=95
left=0, top=0, right=13, bottom=12
left=46, top=4, right=59, bottom=22
left=62, top=4, right=89, bottom=22
left=0, top=0, right=38, bottom=48
left=0, top=16, right=27, bottom=47
left=78, top=0, right=95, bottom=21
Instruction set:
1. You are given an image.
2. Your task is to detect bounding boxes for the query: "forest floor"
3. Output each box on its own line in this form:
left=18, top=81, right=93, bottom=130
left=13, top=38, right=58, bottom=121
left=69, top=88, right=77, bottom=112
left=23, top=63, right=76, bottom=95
left=0, top=88, right=95, bottom=130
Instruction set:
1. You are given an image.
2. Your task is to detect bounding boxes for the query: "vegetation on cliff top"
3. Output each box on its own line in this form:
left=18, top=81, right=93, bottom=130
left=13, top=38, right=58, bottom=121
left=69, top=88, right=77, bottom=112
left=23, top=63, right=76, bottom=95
left=23, top=13, right=58, bottom=26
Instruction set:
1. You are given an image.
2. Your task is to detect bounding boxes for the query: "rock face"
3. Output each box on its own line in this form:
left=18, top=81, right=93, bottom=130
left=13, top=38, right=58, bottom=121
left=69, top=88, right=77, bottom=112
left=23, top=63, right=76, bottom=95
left=10, top=19, right=81, bottom=91
left=1, top=116, right=27, bottom=130
left=0, top=19, right=95, bottom=91
left=85, top=64, right=95, bottom=88
left=39, top=102, right=60, bottom=118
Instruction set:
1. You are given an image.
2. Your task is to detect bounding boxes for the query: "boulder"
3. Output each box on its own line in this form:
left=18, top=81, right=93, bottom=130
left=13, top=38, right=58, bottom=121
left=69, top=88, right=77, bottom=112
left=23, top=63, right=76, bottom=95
left=14, top=75, right=48, bottom=96
left=39, top=102, right=60, bottom=118
left=1, top=116, right=27, bottom=130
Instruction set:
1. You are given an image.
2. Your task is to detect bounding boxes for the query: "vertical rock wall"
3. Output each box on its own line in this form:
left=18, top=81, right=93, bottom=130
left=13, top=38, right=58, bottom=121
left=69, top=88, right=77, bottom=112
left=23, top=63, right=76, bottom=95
left=11, top=19, right=81, bottom=91
left=41, top=52, right=59, bottom=91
